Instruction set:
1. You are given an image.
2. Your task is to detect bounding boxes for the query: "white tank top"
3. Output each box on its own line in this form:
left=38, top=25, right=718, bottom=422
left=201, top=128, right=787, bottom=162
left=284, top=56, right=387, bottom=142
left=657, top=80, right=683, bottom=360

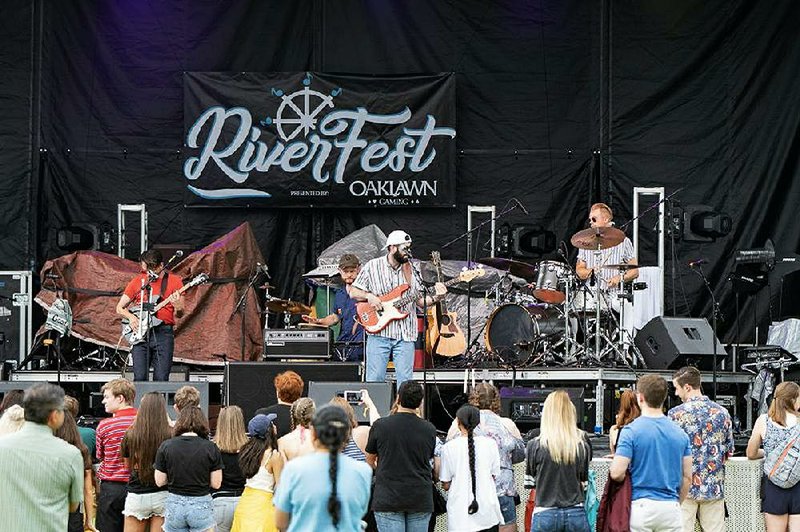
left=245, top=450, right=276, bottom=493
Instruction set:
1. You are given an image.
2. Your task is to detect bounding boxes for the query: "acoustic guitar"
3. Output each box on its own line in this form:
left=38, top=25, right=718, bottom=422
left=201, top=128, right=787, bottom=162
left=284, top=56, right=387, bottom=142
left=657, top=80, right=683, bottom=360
left=426, top=252, right=467, bottom=357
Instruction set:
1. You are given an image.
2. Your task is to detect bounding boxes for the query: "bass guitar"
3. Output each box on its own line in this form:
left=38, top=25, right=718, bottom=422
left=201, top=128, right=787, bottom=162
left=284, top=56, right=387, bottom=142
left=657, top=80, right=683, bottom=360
left=426, top=252, right=467, bottom=357
left=122, top=273, right=209, bottom=345
left=356, top=265, right=484, bottom=334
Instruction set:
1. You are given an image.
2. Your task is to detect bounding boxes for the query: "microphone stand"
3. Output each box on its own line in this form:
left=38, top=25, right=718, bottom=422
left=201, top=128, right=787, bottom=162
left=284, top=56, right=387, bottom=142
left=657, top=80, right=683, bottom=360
left=409, top=257, right=432, bottom=420
left=232, top=267, right=261, bottom=361
left=693, top=264, right=720, bottom=400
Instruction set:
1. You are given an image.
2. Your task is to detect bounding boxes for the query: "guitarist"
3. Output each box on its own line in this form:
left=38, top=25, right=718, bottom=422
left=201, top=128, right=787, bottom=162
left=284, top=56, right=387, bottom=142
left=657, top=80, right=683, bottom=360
left=115, top=250, right=184, bottom=381
left=349, top=230, right=446, bottom=388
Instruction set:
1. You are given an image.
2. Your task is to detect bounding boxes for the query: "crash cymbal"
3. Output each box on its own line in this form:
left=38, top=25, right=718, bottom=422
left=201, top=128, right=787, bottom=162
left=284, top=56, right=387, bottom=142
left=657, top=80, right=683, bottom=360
left=266, top=298, right=312, bottom=315
left=602, top=263, right=637, bottom=271
left=570, top=226, right=625, bottom=250
left=478, top=257, right=538, bottom=281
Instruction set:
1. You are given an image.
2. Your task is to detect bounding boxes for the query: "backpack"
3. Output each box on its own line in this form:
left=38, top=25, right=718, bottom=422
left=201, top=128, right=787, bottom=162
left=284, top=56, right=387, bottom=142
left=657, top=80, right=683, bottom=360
left=764, top=423, right=800, bottom=489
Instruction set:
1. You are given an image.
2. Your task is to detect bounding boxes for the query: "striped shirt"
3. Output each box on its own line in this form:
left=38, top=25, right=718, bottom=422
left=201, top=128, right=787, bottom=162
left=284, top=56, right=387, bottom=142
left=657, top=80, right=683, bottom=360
left=353, top=255, right=420, bottom=342
left=343, top=437, right=366, bottom=462
left=0, top=422, right=84, bottom=532
left=96, top=406, right=137, bottom=482
left=577, top=237, right=635, bottom=294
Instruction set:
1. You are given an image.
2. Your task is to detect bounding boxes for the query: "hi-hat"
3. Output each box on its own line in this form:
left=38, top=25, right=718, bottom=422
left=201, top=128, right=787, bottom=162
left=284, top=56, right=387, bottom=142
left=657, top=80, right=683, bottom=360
left=602, top=263, right=637, bottom=271
left=570, top=227, right=625, bottom=250
left=266, top=298, right=312, bottom=315
left=478, top=257, right=538, bottom=281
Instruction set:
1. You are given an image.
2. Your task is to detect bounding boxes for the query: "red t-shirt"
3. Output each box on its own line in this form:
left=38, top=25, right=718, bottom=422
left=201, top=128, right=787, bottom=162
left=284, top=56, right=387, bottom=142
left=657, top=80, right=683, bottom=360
left=96, top=406, right=137, bottom=482
left=123, top=272, right=184, bottom=325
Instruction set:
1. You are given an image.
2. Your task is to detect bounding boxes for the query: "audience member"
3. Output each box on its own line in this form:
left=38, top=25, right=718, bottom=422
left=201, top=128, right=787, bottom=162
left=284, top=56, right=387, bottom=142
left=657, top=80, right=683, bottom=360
left=668, top=366, right=734, bottom=532
left=0, top=403, right=25, bottom=436
left=747, top=381, right=800, bottom=531
left=56, top=409, right=97, bottom=532
left=447, top=383, right=524, bottom=532
left=440, top=404, right=503, bottom=531
left=278, top=397, right=316, bottom=461
left=65, top=395, right=96, bottom=459
left=255, top=370, right=304, bottom=438
left=212, top=406, right=249, bottom=532
left=120, top=392, right=172, bottom=532
left=96, top=378, right=138, bottom=532
left=0, top=388, right=24, bottom=414
left=231, top=414, right=284, bottom=532
left=330, top=390, right=380, bottom=460
left=366, top=380, right=437, bottom=531
left=155, top=406, right=223, bottom=532
left=610, top=374, right=691, bottom=532
left=0, top=383, right=84, bottom=531
left=525, top=390, right=592, bottom=532
left=608, top=389, right=640, bottom=455
left=274, top=405, right=373, bottom=531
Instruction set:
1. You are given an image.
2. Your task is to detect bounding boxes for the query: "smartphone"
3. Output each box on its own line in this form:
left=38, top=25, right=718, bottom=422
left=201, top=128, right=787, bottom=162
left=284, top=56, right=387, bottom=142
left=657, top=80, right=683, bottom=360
left=343, top=390, right=362, bottom=403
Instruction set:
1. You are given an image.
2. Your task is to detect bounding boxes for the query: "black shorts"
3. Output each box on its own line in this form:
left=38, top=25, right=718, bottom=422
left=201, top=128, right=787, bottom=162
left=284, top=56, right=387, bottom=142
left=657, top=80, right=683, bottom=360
left=762, top=475, right=800, bottom=515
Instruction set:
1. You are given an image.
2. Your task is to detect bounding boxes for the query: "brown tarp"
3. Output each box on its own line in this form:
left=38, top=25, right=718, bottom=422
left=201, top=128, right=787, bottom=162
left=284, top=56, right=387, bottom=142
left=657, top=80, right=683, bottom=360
left=35, top=222, right=265, bottom=365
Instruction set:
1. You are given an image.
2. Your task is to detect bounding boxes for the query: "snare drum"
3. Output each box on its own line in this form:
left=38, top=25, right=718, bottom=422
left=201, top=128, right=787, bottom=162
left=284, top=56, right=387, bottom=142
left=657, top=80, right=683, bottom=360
left=532, top=260, right=570, bottom=304
left=484, top=303, right=565, bottom=366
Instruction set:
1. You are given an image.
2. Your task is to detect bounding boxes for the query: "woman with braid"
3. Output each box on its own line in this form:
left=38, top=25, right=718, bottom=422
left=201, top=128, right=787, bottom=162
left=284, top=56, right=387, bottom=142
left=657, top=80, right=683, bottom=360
left=440, top=404, right=503, bottom=532
left=278, top=397, right=316, bottom=461
left=274, top=405, right=372, bottom=531
left=231, top=413, right=284, bottom=532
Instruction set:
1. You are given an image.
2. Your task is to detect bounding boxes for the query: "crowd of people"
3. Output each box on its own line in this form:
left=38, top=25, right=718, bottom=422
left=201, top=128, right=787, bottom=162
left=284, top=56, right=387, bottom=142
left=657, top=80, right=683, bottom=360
left=0, top=365, right=796, bottom=531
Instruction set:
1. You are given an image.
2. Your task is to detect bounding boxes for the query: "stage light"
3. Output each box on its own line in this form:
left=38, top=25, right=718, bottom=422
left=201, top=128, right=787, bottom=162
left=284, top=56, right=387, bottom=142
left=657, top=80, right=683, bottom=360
left=57, top=226, right=96, bottom=251
left=681, top=205, right=731, bottom=242
left=510, top=224, right=556, bottom=258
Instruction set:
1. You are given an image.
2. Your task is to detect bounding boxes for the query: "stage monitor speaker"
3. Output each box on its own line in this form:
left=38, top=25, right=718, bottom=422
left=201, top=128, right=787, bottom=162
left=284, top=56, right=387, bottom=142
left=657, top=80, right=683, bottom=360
left=133, top=382, right=210, bottom=422
left=500, top=387, right=585, bottom=431
left=0, top=381, right=46, bottom=400
left=225, top=362, right=361, bottom=424
left=634, top=317, right=725, bottom=370
left=308, top=382, right=393, bottom=424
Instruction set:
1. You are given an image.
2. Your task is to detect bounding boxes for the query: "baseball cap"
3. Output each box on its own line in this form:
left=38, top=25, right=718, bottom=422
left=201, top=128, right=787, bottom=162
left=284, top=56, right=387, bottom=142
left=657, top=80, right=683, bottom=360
left=338, top=254, right=360, bottom=269
left=247, top=413, right=277, bottom=439
left=385, top=230, right=412, bottom=248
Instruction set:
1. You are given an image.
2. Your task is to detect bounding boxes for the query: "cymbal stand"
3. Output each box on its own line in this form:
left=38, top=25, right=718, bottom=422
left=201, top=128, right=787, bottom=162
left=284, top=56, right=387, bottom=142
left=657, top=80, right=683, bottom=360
left=595, top=277, right=638, bottom=368
left=556, top=244, right=586, bottom=364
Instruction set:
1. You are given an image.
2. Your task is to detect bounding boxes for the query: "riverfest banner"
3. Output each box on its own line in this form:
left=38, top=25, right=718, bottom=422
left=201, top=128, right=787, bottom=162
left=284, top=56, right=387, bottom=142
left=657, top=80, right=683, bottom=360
left=183, top=72, right=456, bottom=208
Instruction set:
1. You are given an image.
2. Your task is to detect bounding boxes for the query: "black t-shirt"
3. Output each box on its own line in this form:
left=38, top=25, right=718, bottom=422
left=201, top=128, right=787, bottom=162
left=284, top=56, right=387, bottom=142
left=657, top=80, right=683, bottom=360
left=525, top=433, right=593, bottom=508
left=365, top=412, right=437, bottom=513
left=128, top=469, right=167, bottom=494
left=212, top=451, right=246, bottom=496
left=254, top=403, right=292, bottom=439
left=154, top=435, right=224, bottom=496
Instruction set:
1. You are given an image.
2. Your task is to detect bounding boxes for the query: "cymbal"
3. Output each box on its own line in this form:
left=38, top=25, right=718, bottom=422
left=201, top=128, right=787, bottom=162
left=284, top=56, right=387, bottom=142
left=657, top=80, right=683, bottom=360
left=478, top=257, right=538, bottom=281
left=602, top=263, right=637, bottom=271
left=266, top=298, right=312, bottom=315
left=570, top=227, right=625, bottom=250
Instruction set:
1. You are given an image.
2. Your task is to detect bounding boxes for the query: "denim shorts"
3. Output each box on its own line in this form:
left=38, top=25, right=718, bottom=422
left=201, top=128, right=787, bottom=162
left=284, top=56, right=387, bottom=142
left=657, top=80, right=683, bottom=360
left=123, top=491, right=168, bottom=520
left=163, top=493, right=215, bottom=532
left=498, top=494, right=517, bottom=525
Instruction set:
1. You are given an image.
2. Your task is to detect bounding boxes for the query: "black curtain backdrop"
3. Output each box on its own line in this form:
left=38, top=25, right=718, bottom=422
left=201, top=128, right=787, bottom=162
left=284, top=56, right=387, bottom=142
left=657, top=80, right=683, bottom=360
left=1, top=0, right=798, bottom=344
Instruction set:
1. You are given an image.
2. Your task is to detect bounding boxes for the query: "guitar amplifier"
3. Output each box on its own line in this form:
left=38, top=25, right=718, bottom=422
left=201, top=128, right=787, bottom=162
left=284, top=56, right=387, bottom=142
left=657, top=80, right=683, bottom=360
left=263, top=329, right=331, bottom=360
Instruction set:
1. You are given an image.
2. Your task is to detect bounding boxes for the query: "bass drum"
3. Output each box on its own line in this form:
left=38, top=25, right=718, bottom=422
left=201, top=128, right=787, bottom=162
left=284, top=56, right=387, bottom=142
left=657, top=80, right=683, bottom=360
left=484, top=304, right=565, bottom=366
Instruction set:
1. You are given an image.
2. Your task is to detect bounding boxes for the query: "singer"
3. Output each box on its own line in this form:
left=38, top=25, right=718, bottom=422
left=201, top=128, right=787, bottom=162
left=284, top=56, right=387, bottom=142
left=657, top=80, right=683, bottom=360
left=349, top=230, right=447, bottom=388
left=575, top=203, right=639, bottom=290
left=115, top=249, right=184, bottom=381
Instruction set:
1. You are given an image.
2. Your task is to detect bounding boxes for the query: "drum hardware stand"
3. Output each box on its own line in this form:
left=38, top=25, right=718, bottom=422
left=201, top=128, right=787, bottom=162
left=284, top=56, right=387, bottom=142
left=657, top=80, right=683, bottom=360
left=556, top=244, right=586, bottom=364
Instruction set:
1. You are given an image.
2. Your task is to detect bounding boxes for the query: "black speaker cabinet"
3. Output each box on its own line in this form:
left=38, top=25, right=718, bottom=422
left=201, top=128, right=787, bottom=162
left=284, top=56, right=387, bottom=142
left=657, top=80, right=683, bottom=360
left=225, top=362, right=361, bottom=424
left=308, top=382, right=393, bottom=424
left=635, top=317, right=725, bottom=370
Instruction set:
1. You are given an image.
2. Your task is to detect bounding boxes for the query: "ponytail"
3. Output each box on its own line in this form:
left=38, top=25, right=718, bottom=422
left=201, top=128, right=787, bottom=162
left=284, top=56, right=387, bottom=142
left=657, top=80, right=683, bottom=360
left=312, top=405, right=352, bottom=529
left=456, top=404, right=481, bottom=515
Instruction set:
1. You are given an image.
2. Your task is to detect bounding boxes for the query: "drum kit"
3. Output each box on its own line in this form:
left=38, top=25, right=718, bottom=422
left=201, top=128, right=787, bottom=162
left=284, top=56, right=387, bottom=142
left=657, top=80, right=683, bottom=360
left=476, top=226, right=645, bottom=369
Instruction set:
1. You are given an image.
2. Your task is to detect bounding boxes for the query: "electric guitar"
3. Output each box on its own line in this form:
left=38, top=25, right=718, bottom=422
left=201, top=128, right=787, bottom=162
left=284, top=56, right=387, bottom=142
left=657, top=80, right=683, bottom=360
left=426, top=252, right=467, bottom=357
left=356, top=265, right=484, bottom=334
left=122, top=273, right=209, bottom=345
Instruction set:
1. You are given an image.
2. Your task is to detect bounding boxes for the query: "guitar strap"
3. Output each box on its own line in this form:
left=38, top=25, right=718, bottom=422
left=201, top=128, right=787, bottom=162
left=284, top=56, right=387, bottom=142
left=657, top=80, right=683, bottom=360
left=401, top=262, right=413, bottom=287
left=159, top=271, right=170, bottom=302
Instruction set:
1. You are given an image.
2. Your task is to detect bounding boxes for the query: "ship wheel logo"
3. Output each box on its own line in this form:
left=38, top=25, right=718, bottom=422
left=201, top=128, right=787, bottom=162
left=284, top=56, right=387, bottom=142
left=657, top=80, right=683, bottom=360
left=261, top=73, right=342, bottom=142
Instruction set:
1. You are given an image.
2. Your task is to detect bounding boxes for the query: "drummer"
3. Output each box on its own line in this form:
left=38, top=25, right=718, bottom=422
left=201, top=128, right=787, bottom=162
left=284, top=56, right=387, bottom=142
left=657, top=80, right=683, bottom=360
left=575, top=203, right=639, bottom=294
left=302, top=254, right=364, bottom=361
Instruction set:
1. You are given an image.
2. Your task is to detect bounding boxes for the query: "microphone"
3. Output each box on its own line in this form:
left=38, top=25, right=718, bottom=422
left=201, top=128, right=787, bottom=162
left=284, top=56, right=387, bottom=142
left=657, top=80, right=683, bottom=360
left=513, top=198, right=529, bottom=215
left=256, top=262, right=271, bottom=279
left=405, top=249, right=414, bottom=258
left=688, top=259, right=708, bottom=268
left=589, top=270, right=596, bottom=287
left=165, top=250, right=184, bottom=268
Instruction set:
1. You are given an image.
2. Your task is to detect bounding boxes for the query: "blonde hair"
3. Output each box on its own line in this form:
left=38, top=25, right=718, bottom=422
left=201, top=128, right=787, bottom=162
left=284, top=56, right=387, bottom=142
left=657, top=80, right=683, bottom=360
left=101, top=378, right=135, bottom=404
left=538, top=390, right=584, bottom=465
left=174, top=386, right=201, bottom=411
left=329, top=397, right=358, bottom=429
left=214, top=406, right=249, bottom=453
left=290, top=398, right=316, bottom=430
left=770, top=382, right=800, bottom=427
left=0, top=405, right=25, bottom=436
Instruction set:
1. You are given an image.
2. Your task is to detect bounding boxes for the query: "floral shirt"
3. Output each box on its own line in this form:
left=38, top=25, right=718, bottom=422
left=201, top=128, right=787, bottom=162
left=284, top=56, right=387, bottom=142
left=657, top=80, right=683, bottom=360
left=668, top=395, right=734, bottom=500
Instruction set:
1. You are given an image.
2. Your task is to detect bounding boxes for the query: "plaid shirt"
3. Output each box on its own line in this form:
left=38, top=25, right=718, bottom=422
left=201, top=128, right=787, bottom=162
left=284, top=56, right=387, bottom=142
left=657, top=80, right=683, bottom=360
left=668, top=396, right=734, bottom=500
